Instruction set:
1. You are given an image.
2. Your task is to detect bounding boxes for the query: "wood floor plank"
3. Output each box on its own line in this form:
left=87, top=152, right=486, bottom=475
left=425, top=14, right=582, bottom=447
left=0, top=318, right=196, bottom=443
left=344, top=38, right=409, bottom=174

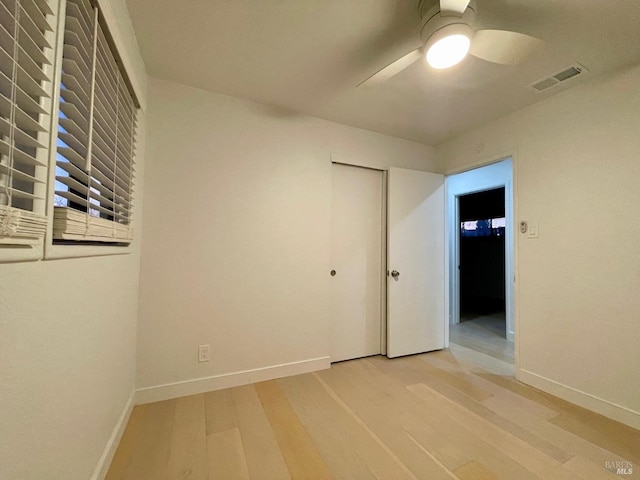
left=355, top=359, right=508, bottom=474
left=401, top=397, right=540, bottom=480
left=450, top=319, right=514, bottom=363
left=422, top=351, right=558, bottom=423
left=207, top=428, right=250, bottom=480
left=479, top=372, right=640, bottom=465
left=278, top=373, right=391, bottom=480
left=420, top=352, right=560, bottom=420
left=371, top=355, right=571, bottom=463
left=448, top=342, right=514, bottom=376
left=168, top=394, right=208, bottom=480
left=407, top=383, right=584, bottom=480
left=562, top=456, right=626, bottom=480
left=255, top=380, right=333, bottom=480
left=231, top=384, right=292, bottom=480
left=110, top=399, right=176, bottom=480
left=453, top=460, right=500, bottom=480
left=413, top=354, right=495, bottom=401
left=204, top=388, right=237, bottom=435
left=482, top=394, right=633, bottom=469
left=106, top=352, right=639, bottom=480
left=313, top=370, right=424, bottom=480
left=105, top=406, right=147, bottom=479
left=549, top=411, right=640, bottom=466
left=317, top=362, right=459, bottom=480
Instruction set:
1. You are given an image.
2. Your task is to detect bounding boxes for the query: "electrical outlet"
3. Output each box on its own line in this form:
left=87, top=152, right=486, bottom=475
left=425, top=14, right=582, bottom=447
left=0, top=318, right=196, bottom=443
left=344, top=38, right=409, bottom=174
left=198, top=344, right=210, bottom=363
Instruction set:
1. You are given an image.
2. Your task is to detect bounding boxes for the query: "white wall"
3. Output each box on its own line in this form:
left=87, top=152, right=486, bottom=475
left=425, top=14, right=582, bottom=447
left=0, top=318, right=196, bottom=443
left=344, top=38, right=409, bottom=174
left=136, top=77, right=437, bottom=402
left=1, top=135, right=146, bottom=480
left=1, top=254, right=141, bottom=480
left=437, top=65, right=640, bottom=429
left=0, top=1, right=147, bottom=478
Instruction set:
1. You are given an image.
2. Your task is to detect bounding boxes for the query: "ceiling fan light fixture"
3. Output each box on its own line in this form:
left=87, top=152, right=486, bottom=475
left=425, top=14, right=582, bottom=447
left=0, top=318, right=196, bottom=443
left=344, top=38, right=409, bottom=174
left=425, top=23, right=472, bottom=69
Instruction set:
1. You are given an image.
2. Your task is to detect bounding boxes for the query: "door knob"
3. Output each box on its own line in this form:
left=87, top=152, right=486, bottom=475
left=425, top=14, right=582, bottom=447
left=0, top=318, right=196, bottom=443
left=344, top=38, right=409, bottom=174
left=391, top=270, right=400, bottom=279
left=330, top=270, right=336, bottom=276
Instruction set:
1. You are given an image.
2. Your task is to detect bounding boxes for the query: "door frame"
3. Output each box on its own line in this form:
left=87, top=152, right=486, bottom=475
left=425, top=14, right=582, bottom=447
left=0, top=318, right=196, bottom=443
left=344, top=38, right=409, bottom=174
left=331, top=161, right=388, bottom=357
left=445, top=157, right=516, bottom=342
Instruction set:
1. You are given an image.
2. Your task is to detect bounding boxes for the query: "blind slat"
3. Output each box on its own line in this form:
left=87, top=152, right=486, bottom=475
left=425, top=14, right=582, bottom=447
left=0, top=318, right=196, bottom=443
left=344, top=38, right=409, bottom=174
left=57, top=132, right=88, bottom=164
left=61, top=57, right=90, bottom=91
left=15, top=85, right=47, bottom=115
left=0, top=205, right=47, bottom=239
left=53, top=0, right=136, bottom=244
left=56, top=159, right=89, bottom=183
left=19, top=5, right=52, bottom=49
left=0, top=47, right=13, bottom=80
left=0, top=2, right=15, bottom=32
left=13, top=144, right=47, bottom=167
left=0, top=0, right=52, bottom=245
left=9, top=186, right=45, bottom=201
left=16, top=65, right=49, bottom=98
left=16, top=43, right=48, bottom=82
left=59, top=117, right=89, bottom=149
left=13, top=127, right=46, bottom=149
left=27, top=0, right=54, bottom=26
left=61, top=73, right=90, bottom=102
left=0, top=163, right=45, bottom=184
left=14, top=106, right=45, bottom=133
left=17, top=25, right=50, bottom=65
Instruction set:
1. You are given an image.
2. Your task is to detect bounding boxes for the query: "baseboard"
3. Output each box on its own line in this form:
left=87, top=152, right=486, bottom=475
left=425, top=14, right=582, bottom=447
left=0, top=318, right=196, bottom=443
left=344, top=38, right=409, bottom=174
left=517, top=369, right=640, bottom=430
left=90, top=389, right=135, bottom=480
left=136, top=356, right=331, bottom=405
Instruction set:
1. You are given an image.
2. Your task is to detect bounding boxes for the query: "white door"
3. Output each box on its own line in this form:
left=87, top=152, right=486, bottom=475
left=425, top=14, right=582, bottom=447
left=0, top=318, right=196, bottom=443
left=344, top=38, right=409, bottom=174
left=330, top=164, right=383, bottom=362
left=387, top=167, right=445, bottom=358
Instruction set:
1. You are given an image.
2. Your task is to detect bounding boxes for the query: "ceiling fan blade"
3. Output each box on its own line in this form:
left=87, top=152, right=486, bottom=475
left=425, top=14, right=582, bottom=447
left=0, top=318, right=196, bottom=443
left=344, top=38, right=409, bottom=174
left=469, top=29, right=544, bottom=65
left=357, top=48, right=422, bottom=87
left=440, top=0, right=471, bottom=16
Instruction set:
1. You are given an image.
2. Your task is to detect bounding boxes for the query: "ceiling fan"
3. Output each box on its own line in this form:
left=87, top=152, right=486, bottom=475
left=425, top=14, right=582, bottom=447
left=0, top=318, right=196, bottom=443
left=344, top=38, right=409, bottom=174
left=358, top=0, right=543, bottom=87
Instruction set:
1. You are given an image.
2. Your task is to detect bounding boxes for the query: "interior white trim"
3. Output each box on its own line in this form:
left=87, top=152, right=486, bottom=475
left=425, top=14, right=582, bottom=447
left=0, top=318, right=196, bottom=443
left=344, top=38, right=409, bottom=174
left=135, top=357, right=331, bottom=405
left=90, top=389, right=135, bottom=480
left=445, top=157, right=515, bottom=341
left=517, top=369, right=640, bottom=430
left=96, top=0, right=147, bottom=110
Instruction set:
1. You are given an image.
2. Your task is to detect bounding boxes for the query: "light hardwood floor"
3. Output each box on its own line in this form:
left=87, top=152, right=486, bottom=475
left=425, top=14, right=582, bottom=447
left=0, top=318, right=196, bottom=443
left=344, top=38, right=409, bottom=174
left=450, top=313, right=514, bottom=368
left=107, top=350, right=639, bottom=479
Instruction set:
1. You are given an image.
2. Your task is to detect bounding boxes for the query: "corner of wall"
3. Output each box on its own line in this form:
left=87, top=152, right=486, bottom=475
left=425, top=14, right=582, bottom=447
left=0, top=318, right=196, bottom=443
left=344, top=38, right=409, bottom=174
left=90, top=389, right=136, bottom=480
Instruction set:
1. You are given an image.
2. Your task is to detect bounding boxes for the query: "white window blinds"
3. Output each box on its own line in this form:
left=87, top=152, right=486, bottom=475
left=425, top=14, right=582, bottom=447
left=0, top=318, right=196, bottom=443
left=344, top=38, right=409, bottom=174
left=0, top=0, right=54, bottom=243
left=54, top=0, right=136, bottom=243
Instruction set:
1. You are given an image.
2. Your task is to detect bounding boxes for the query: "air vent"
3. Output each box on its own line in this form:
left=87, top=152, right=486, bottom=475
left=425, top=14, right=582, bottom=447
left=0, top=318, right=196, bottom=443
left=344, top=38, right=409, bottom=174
left=530, top=64, right=587, bottom=93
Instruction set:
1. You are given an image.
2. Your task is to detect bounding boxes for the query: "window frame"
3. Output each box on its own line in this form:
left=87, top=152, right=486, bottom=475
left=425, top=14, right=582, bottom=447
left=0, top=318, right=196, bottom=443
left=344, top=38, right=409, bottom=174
left=43, top=0, right=141, bottom=260
left=0, top=0, right=59, bottom=263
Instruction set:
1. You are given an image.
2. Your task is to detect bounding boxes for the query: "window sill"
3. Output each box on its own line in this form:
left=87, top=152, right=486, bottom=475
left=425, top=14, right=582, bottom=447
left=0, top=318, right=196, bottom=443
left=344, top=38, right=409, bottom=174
left=0, top=242, right=43, bottom=263
left=44, top=242, right=133, bottom=260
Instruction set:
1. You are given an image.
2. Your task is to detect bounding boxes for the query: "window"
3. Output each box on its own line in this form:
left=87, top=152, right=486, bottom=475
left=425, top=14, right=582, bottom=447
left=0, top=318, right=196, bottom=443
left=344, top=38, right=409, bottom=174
left=461, top=217, right=506, bottom=237
left=53, top=0, right=137, bottom=244
left=0, top=0, right=55, bottom=254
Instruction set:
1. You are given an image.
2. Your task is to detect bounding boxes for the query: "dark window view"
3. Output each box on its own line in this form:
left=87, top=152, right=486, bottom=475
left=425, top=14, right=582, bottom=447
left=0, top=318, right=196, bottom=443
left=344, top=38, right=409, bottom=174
left=458, top=187, right=507, bottom=336
left=461, top=217, right=505, bottom=237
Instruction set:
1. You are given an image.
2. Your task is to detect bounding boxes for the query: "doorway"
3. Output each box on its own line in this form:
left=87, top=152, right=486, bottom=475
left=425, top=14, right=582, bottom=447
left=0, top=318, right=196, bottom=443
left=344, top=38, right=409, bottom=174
left=446, top=159, right=515, bottom=367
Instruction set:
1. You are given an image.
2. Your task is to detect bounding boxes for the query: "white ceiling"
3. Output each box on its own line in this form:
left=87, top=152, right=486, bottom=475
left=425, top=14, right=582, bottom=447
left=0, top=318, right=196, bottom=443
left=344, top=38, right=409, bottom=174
left=125, top=0, right=640, bottom=145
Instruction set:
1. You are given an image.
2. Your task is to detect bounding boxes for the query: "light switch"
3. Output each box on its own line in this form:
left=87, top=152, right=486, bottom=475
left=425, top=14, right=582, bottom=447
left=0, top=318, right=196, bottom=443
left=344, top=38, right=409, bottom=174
left=528, top=223, right=539, bottom=238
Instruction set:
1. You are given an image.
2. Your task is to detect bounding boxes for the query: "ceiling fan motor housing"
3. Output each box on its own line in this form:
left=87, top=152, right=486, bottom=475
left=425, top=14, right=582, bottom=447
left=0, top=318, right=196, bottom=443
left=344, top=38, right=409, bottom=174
left=419, top=0, right=477, bottom=46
